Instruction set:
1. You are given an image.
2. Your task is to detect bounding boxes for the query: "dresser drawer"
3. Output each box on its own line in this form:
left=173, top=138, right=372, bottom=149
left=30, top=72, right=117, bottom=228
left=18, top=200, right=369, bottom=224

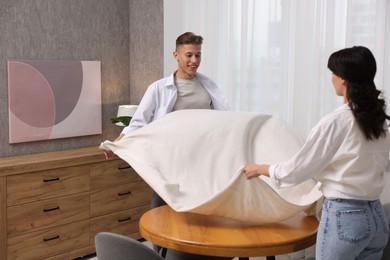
left=7, top=220, right=89, bottom=260
left=89, top=204, right=150, bottom=244
left=7, top=192, right=89, bottom=237
left=90, top=181, right=152, bottom=217
left=7, top=165, right=90, bottom=206
left=90, top=160, right=142, bottom=191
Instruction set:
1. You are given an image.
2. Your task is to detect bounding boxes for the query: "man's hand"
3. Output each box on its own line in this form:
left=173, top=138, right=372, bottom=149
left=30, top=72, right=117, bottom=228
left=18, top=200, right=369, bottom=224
left=103, top=134, right=126, bottom=159
left=104, top=150, right=114, bottom=159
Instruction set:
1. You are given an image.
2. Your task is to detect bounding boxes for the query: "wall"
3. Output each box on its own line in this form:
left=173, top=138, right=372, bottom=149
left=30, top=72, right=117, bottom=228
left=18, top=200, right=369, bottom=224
left=0, top=0, right=163, bottom=157
left=129, top=0, right=163, bottom=104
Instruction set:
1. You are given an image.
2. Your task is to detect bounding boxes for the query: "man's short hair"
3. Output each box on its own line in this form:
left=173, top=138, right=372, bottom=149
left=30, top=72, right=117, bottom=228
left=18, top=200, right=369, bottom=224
left=176, top=32, right=203, bottom=49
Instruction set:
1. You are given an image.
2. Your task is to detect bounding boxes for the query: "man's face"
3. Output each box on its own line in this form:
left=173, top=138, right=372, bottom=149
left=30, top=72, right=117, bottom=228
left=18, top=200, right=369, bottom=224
left=173, top=44, right=202, bottom=80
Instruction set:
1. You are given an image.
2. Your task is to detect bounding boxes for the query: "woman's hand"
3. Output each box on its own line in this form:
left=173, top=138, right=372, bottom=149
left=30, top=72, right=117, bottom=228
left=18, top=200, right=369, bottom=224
left=243, top=164, right=270, bottom=179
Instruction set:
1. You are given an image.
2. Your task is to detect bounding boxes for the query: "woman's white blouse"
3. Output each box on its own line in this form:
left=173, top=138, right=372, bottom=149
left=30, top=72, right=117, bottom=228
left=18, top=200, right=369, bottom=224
left=269, top=104, right=390, bottom=200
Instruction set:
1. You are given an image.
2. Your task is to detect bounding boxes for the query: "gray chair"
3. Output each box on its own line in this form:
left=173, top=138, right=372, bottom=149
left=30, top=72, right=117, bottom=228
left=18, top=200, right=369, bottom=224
left=382, top=203, right=390, bottom=260
left=95, top=232, right=164, bottom=260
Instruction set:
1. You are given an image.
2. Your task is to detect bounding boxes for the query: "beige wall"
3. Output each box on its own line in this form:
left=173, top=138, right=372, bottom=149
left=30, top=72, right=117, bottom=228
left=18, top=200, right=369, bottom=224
left=0, top=0, right=163, bottom=157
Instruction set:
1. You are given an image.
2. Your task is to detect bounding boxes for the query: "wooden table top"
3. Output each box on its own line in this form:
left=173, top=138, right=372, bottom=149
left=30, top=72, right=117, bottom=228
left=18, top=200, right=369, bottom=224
left=139, top=205, right=319, bottom=257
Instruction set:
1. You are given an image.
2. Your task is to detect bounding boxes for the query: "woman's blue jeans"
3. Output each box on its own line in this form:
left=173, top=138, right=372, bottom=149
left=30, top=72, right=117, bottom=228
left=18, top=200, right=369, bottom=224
left=316, top=198, right=389, bottom=260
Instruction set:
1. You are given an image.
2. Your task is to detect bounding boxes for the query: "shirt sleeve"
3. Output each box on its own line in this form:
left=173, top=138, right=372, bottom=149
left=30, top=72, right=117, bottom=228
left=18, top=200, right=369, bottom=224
left=197, top=74, right=231, bottom=111
left=210, top=90, right=232, bottom=111
left=121, top=85, right=158, bottom=135
left=270, top=117, right=345, bottom=188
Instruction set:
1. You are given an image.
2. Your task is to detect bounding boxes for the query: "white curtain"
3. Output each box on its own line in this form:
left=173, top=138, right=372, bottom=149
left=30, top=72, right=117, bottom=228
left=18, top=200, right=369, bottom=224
left=164, top=0, right=390, bottom=204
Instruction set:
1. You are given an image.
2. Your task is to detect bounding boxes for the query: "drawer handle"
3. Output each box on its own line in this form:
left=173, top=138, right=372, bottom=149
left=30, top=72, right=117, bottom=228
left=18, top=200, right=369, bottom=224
left=43, top=206, right=60, bottom=212
left=118, top=191, right=132, bottom=196
left=118, top=165, right=132, bottom=170
left=118, top=216, right=132, bottom=222
left=43, top=235, right=60, bottom=242
left=43, top=177, right=60, bottom=183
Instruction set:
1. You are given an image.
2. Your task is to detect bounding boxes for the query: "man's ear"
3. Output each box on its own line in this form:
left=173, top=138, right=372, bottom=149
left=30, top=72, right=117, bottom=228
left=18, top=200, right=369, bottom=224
left=173, top=51, right=178, bottom=61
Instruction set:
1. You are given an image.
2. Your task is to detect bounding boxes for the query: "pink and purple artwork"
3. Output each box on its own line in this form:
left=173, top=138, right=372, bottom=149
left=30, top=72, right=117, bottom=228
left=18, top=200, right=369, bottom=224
left=7, top=60, right=102, bottom=144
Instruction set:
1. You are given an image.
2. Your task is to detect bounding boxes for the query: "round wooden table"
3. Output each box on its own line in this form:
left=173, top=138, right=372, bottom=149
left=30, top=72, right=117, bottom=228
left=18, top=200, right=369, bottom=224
left=139, top=205, right=318, bottom=259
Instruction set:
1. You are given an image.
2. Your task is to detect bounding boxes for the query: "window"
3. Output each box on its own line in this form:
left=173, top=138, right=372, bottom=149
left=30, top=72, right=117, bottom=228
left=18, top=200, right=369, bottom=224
left=164, top=0, right=390, bottom=137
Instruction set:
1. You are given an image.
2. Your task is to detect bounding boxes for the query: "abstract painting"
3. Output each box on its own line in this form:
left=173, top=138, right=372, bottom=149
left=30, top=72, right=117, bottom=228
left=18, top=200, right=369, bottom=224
left=8, top=60, right=101, bottom=144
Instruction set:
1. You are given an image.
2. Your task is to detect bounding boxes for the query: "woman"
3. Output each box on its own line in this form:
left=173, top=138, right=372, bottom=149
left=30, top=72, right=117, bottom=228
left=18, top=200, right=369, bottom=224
left=243, top=46, right=390, bottom=259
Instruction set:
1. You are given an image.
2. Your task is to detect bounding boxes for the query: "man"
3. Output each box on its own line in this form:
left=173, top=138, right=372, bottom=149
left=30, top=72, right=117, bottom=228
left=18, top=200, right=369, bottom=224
left=105, top=31, right=230, bottom=154
left=105, top=32, right=233, bottom=259
left=107, top=31, right=231, bottom=204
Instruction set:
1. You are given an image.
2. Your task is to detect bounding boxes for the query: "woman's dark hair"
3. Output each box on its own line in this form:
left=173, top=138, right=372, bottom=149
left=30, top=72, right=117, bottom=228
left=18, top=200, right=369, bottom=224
left=327, top=46, right=390, bottom=140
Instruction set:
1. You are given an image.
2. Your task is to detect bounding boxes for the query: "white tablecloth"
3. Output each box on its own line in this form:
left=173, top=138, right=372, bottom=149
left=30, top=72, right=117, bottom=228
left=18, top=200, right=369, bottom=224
left=100, top=110, right=322, bottom=224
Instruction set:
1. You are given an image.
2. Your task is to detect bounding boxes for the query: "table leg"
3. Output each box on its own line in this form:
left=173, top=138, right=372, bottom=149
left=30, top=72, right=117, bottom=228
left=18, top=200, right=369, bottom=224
left=239, top=257, right=275, bottom=260
left=161, top=247, right=167, bottom=258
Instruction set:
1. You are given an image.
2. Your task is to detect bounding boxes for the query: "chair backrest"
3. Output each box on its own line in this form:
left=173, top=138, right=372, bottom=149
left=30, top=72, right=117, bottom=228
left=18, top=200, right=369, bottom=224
left=95, top=232, right=164, bottom=260
left=382, top=203, right=390, bottom=260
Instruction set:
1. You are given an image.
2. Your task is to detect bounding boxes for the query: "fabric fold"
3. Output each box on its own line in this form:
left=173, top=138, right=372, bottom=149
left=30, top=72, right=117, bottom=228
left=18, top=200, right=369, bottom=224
left=100, top=109, right=323, bottom=224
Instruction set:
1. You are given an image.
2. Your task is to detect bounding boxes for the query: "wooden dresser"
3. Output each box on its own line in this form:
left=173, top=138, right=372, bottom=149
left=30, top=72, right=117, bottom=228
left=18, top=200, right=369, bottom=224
left=0, top=147, right=153, bottom=260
